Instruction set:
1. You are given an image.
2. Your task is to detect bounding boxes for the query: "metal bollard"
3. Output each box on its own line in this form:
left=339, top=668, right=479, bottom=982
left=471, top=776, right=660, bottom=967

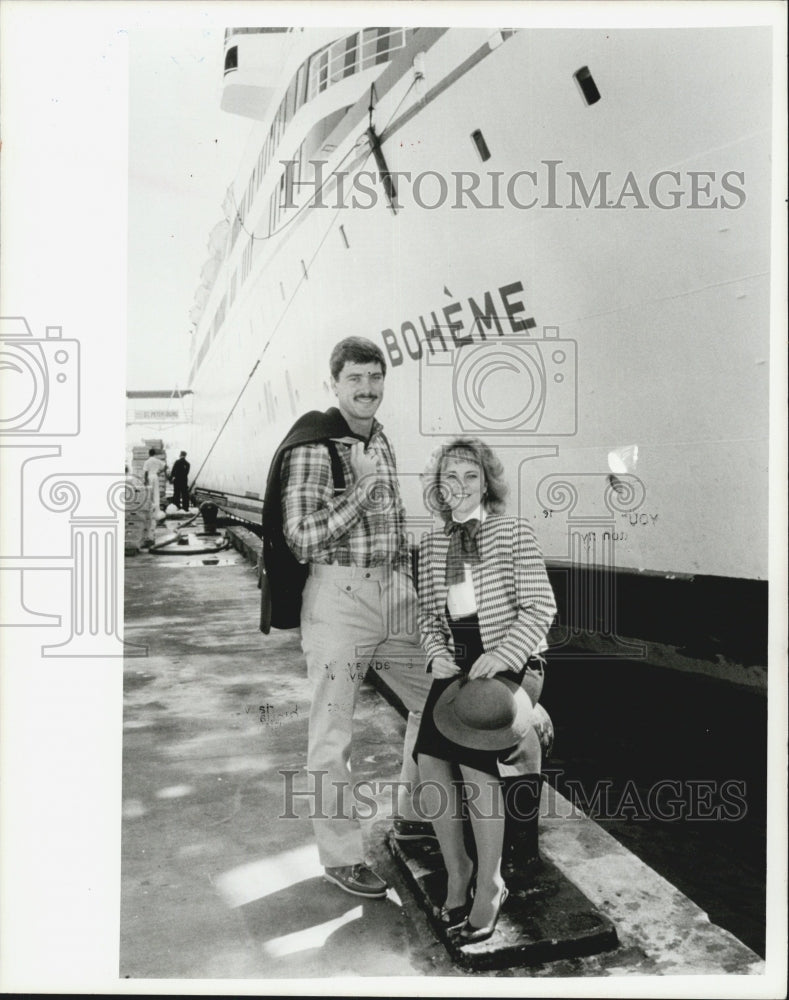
left=199, top=501, right=219, bottom=535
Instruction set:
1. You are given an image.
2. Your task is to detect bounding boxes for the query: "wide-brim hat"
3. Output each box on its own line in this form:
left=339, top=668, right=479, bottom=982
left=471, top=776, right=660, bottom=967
left=433, top=676, right=535, bottom=751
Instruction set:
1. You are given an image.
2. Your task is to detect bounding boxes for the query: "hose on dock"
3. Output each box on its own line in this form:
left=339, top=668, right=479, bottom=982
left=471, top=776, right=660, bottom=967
left=148, top=530, right=231, bottom=556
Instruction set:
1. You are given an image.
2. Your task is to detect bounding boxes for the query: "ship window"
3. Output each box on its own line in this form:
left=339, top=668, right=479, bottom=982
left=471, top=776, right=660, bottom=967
left=329, top=38, right=347, bottom=85
left=343, top=34, right=359, bottom=78
left=296, top=141, right=305, bottom=184
left=285, top=75, right=298, bottom=123
left=279, top=170, right=290, bottom=212
left=360, top=28, right=381, bottom=68
left=270, top=188, right=279, bottom=233
left=306, top=51, right=319, bottom=101
left=318, top=49, right=329, bottom=93
left=375, top=28, right=390, bottom=65
left=295, top=64, right=307, bottom=110
left=360, top=28, right=403, bottom=70
left=283, top=158, right=296, bottom=208
left=224, top=46, right=238, bottom=75
left=574, top=66, right=601, bottom=105
left=471, top=129, right=491, bottom=162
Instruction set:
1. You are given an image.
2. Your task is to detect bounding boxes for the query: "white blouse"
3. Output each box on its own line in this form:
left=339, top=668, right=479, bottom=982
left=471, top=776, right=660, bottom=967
left=446, top=505, right=486, bottom=619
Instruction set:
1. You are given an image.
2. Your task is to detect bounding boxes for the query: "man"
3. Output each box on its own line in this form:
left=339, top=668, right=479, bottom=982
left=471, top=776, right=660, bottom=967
left=281, top=337, right=433, bottom=899
left=170, top=451, right=190, bottom=511
left=141, top=447, right=166, bottom=546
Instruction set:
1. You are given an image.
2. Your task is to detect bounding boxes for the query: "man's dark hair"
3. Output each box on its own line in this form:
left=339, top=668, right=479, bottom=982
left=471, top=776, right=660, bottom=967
left=330, top=337, right=387, bottom=381
left=148, top=448, right=156, bottom=456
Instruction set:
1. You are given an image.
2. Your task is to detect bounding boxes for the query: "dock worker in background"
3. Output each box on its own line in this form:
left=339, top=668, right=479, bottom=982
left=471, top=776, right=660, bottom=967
left=141, top=447, right=166, bottom=546
left=281, top=336, right=433, bottom=899
left=170, top=450, right=191, bottom=511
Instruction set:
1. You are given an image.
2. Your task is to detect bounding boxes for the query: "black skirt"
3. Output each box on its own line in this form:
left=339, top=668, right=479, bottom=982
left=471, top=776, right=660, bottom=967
left=413, top=612, right=525, bottom=776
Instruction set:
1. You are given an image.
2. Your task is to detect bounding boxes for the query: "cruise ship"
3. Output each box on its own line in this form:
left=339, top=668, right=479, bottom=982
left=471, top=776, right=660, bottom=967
left=186, top=26, right=771, bottom=686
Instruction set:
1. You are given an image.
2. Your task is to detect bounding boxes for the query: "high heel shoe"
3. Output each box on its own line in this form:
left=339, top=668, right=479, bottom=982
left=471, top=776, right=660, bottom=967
left=457, top=886, right=509, bottom=944
left=435, top=881, right=475, bottom=931
left=436, top=901, right=469, bottom=930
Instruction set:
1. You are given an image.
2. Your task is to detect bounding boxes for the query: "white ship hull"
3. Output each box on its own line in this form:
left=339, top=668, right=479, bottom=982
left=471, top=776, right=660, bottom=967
left=187, top=26, right=771, bottom=677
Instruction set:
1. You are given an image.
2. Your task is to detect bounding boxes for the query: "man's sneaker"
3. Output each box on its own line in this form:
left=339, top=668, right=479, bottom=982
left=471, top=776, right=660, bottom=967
left=392, top=819, right=438, bottom=841
left=323, top=863, right=389, bottom=898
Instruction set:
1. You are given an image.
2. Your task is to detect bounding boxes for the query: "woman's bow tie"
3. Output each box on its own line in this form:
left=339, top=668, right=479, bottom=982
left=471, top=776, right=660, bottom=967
left=444, top=518, right=481, bottom=585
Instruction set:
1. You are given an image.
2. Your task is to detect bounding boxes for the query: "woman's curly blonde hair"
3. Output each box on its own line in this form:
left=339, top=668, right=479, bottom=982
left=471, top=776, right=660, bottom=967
left=421, top=437, right=508, bottom=522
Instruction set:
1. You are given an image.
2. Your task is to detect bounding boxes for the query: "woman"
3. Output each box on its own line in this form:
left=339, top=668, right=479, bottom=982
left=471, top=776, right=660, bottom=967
left=414, top=437, right=557, bottom=942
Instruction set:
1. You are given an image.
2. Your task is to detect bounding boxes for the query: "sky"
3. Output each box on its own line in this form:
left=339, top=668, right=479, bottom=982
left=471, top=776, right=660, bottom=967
left=126, top=25, right=254, bottom=390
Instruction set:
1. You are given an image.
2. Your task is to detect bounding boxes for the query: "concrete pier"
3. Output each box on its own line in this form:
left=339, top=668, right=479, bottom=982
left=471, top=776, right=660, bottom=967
left=120, top=522, right=765, bottom=980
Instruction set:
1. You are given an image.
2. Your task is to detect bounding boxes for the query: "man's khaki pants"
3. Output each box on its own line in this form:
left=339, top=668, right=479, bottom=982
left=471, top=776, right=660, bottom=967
left=300, top=563, right=431, bottom=868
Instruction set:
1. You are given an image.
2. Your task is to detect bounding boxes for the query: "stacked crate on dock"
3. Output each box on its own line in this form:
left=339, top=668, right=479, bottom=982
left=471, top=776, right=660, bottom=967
left=130, top=445, right=150, bottom=483
left=124, top=473, right=149, bottom=556
left=126, top=440, right=166, bottom=554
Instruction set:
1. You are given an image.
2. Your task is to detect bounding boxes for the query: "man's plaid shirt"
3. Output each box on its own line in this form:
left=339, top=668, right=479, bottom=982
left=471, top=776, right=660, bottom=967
left=281, top=418, right=411, bottom=574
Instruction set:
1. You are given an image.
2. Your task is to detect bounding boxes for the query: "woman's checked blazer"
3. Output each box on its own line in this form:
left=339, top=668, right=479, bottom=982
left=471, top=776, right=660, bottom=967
left=417, top=515, right=557, bottom=673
